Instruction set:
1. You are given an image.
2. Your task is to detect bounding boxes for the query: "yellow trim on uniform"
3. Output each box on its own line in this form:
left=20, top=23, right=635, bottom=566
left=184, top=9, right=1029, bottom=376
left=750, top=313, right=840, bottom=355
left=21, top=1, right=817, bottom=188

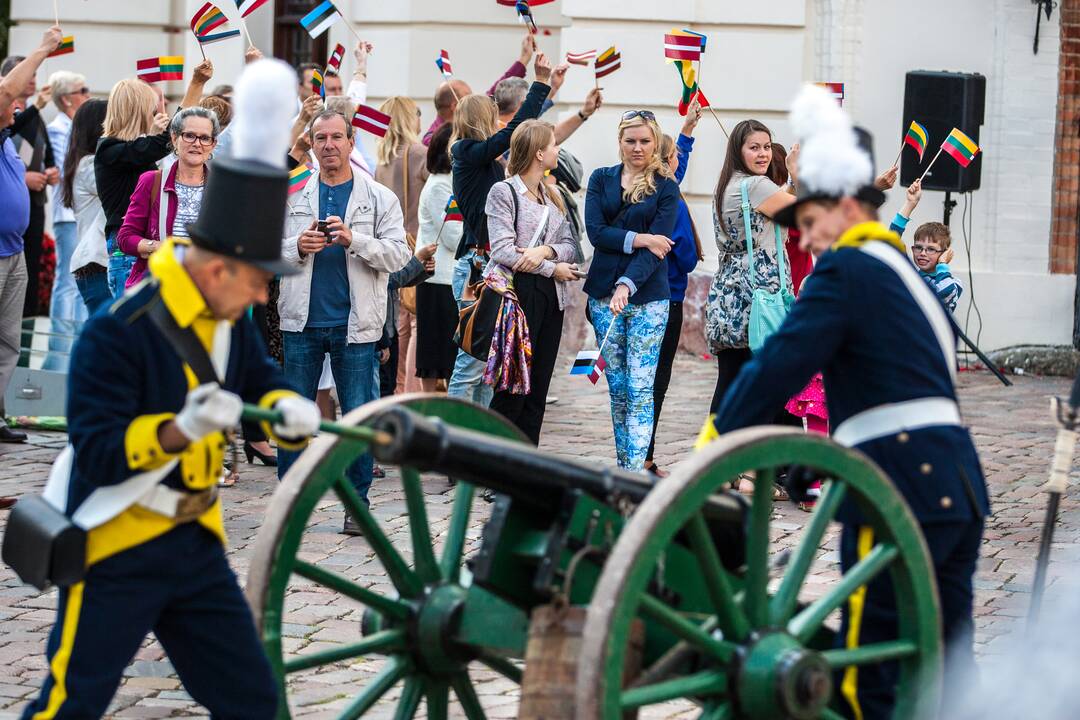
left=258, top=389, right=308, bottom=451
left=149, top=238, right=206, bottom=329
left=124, top=413, right=178, bottom=471
left=32, top=581, right=84, bottom=720
left=840, top=526, right=875, bottom=720
left=86, top=500, right=226, bottom=567
left=694, top=414, right=721, bottom=451
left=832, top=221, right=907, bottom=255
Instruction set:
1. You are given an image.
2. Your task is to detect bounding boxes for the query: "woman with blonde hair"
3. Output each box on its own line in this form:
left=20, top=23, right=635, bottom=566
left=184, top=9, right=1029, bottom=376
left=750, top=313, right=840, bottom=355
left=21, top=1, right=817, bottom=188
left=583, top=110, right=680, bottom=471
left=94, top=78, right=171, bottom=298
left=375, top=95, right=429, bottom=393
left=445, top=52, right=552, bottom=407
left=483, top=119, right=578, bottom=444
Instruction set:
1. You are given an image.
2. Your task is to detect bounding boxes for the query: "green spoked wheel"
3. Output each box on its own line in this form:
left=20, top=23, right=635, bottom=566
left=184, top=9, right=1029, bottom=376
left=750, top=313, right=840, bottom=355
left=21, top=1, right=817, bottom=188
left=575, top=427, right=942, bottom=720
left=246, top=395, right=529, bottom=719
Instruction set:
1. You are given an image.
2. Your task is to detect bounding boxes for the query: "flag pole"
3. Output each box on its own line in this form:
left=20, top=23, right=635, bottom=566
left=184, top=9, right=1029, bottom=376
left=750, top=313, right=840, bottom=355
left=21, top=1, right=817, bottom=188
left=447, top=78, right=460, bottom=102
left=53, top=0, right=59, bottom=26
left=596, top=315, right=618, bottom=355
left=197, top=40, right=207, bottom=63
left=239, top=17, right=255, bottom=50
left=893, top=143, right=904, bottom=170
left=918, top=146, right=945, bottom=183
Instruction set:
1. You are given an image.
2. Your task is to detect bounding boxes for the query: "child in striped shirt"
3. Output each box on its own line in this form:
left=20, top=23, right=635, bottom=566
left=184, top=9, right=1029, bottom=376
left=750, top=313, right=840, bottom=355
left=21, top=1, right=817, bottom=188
left=910, top=221, right=964, bottom=312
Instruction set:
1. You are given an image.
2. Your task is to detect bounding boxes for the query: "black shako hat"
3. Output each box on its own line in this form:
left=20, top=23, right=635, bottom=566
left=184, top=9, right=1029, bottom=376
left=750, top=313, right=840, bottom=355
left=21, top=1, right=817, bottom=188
left=185, top=156, right=299, bottom=276
left=774, top=126, right=887, bottom=229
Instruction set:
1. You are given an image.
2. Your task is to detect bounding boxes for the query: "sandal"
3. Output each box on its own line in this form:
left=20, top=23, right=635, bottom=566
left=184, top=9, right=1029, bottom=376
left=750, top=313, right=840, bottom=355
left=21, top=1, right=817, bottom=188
left=644, top=461, right=668, bottom=479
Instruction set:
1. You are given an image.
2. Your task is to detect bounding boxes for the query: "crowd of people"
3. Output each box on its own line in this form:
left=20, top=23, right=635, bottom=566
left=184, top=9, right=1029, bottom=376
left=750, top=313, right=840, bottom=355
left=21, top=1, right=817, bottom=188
left=0, top=29, right=966, bottom=496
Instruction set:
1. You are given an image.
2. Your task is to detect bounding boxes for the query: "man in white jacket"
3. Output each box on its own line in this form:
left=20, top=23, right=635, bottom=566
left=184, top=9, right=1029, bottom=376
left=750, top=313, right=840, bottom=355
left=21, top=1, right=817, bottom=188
left=278, top=109, right=410, bottom=533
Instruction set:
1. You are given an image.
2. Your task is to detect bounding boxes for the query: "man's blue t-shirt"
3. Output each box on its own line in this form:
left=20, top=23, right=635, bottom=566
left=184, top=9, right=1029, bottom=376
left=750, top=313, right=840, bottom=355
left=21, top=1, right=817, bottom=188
left=307, top=179, right=353, bottom=328
left=0, top=135, right=30, bottom=258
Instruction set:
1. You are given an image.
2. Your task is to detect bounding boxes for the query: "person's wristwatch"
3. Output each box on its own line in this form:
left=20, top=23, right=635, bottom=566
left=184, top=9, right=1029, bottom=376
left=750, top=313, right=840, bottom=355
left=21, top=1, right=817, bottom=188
left=577, top=110, right=589, bottom=122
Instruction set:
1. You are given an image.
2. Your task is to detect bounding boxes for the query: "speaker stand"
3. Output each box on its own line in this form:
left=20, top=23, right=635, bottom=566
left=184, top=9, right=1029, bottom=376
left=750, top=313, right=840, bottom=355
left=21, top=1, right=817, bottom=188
left=942, top=191, right=958, bottom=227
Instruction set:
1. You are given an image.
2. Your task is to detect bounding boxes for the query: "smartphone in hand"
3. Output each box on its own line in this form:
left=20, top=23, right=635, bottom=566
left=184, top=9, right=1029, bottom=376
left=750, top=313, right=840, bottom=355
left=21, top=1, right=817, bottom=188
left=570, top=269, right=587, bottom=279
left=316, top=220, right=331, bottom=243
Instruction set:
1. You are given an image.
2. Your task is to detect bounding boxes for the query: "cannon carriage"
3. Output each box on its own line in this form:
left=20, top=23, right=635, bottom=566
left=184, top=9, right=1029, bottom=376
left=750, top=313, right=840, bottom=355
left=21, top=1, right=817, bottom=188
left=244, top=395, right=943, bottom=720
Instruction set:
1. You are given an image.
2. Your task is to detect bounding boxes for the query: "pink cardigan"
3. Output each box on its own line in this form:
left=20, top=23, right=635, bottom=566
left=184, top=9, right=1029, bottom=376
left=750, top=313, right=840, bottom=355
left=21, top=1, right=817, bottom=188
left=117, top=162, right=180, bottom=288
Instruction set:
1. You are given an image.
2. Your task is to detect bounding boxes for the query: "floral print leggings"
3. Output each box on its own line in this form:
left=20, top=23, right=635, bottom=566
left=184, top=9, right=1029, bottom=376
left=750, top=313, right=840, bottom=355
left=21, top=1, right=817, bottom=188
left=588, top=297, right=669, bottom=471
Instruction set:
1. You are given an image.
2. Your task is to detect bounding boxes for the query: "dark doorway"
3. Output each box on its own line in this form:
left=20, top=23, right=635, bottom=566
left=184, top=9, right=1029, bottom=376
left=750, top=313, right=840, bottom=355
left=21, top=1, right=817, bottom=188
left=274, top=0, right=329, bottom=70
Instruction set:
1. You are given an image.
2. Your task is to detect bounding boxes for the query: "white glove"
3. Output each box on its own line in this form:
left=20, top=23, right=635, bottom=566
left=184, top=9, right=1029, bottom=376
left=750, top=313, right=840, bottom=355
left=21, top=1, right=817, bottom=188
left=174, top=383, right=243, bottom=442
left=273, top=396, right=321, bottom=440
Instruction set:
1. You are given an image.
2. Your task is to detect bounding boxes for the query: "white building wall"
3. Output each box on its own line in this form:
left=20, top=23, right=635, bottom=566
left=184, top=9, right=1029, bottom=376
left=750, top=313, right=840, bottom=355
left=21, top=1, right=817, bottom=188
left=7, top=0, right=1073, bottom=349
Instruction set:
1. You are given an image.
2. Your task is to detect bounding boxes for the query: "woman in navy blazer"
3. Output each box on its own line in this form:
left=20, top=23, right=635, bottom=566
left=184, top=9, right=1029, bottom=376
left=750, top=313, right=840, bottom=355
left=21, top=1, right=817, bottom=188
left=583, top=111, right=679, bottom=471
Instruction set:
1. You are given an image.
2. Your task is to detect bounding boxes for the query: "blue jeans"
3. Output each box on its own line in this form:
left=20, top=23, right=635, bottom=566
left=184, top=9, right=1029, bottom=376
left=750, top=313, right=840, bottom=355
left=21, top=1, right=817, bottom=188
left=43, top=222, right=87, bottom=371
left=588, top=297, right=669, bottom=470
left=279, top=327, right=378, bottom=504
left=75, top=270, right=112, bottom=317
left=447, top=254, right=494, bottom=407
left=106, top=231, right=135, bottom=300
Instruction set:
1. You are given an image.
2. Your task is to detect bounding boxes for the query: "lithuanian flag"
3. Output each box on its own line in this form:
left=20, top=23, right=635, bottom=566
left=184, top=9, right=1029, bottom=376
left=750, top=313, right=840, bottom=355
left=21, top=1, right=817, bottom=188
left=674, top=60, right=709, bottom=116
left=444, top=196, right=464, bottom=222
left=288, top=164, right=314, bottom=195
left=904, top=121, right=928, bottom=161
left=941, top=128, right=979, bottom=168
left=49, top=36, right=75, bottom=58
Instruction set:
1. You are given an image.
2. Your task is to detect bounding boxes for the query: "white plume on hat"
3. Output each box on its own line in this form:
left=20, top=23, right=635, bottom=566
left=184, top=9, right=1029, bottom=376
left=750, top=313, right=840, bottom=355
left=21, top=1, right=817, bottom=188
left=230, top=59, right=297, bottom=169
left=789, top=84, right=872, bottom=198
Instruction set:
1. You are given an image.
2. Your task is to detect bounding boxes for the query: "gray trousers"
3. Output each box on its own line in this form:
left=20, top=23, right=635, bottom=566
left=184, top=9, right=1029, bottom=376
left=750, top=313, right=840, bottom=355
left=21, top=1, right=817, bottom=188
left=0, top=253, right=27, bottom=418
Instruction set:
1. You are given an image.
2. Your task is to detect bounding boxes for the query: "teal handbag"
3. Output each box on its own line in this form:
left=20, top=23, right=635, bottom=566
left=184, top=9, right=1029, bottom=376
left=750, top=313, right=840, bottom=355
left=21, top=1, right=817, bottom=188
left=741, top=179, right=795, bottom=352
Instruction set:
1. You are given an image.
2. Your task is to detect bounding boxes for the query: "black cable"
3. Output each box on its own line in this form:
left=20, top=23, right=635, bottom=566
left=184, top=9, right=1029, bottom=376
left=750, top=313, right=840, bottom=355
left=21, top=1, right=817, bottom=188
left=962, top=192, right=983, bottom=349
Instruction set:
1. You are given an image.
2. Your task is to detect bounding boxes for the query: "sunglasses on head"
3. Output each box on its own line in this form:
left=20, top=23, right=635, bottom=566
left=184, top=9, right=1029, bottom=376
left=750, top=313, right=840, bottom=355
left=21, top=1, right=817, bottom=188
left=621, top=110, right=656, bottom=123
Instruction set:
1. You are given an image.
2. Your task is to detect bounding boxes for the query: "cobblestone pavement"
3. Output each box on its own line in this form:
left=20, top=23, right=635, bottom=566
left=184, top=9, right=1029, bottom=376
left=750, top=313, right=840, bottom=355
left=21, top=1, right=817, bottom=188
left=0, top=354, right=1074, bottom=718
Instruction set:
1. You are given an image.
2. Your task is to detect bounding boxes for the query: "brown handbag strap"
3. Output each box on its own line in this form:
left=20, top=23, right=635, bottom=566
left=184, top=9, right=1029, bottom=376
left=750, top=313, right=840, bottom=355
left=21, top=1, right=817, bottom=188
left=401, top=145, right=410, bottom=221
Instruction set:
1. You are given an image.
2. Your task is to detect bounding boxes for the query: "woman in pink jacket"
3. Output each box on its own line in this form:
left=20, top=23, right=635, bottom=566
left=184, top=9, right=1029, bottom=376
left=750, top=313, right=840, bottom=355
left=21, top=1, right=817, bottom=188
left=117, top=106, right=218, bottom=288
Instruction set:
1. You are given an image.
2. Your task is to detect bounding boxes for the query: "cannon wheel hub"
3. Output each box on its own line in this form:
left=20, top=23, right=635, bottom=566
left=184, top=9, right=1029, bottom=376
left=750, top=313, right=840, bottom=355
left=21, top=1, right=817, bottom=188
left=736, top=633, right=831, bottom=720
left=414, top=583, right=470, bottom=676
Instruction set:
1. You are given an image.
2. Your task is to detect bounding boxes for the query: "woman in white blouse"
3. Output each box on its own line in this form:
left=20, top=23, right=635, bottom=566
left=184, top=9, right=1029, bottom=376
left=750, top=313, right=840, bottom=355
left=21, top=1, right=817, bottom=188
left=62, top=99, right=110, bottom=316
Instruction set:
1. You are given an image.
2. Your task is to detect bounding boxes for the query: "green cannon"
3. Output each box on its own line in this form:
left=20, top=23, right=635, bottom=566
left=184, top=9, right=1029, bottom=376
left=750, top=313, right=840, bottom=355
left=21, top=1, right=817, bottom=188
left=243, top=395, right=942, bottom=719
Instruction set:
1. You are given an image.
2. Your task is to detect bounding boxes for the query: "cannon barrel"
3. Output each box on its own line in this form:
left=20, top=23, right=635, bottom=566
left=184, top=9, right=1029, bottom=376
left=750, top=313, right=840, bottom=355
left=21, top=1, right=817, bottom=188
left=369, top=406, right=744, bottom=522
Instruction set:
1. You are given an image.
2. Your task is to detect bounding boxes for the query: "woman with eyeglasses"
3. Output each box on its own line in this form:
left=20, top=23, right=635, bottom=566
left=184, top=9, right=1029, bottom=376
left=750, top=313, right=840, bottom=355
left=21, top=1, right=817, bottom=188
left=116, top=106, right=218, bottom=289
left=95, top=78, right=171, bottom=298
left=583, top=109, right=679, bottom=471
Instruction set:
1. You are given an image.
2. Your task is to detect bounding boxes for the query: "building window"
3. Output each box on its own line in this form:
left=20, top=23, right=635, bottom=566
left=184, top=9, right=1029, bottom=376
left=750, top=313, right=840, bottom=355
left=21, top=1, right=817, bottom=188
left=274, top=0, right=328, bottom=70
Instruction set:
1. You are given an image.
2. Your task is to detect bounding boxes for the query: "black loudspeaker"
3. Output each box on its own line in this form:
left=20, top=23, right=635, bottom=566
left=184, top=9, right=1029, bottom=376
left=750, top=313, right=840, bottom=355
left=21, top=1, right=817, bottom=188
left=901, top=71, right=986, bottom=192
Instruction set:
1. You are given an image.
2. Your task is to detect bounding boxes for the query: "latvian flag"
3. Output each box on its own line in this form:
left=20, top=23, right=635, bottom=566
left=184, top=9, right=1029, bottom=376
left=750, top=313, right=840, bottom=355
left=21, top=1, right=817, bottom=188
left=566, top=49, right=596, bottom=66
left=234, top=0, right=271, bottom=18
left=941, top=128, right=980, bottom=168
left=594, top=47, right=621, bottom=80
left=49, top=36, right=74, bottom=58
left=137, top=57, right=184, bottom=83
left=288, top=164, right=314, bottom=195
left=664, top=30, right=703, bottom=62
left=570, top=350, right=607, bottom=385
left=325, top=43, right=345, bottom=75
left=191, top=3, right=241, bottom=45
left=445, top=196, right=464, bottom=222
left=436, top=50, right=453, bottom=79
left=352, top=104, right=392, bottom=138
left=816, top=82, right=845, bottom=107
left=300, top=0, right=342, bottom=39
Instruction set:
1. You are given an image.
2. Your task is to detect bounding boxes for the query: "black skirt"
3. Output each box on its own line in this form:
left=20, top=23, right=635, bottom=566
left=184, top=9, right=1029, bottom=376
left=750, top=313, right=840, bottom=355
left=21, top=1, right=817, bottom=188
left=414, top=282, right=458, bottom=379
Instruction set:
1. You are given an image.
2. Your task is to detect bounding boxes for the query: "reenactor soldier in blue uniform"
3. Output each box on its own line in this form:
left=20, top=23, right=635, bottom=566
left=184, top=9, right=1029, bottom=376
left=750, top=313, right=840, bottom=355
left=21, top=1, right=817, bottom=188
left=697, top=86, right=989, bottom=718
left=20, top=61, right=322, bottom=719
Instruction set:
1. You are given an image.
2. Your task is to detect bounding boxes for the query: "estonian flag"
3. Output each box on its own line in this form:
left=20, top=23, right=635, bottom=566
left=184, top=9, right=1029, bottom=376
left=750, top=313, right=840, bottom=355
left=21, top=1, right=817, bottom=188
left=300, top=0, right=342, bottom=39
left=569, top=350, right=607, bottom=385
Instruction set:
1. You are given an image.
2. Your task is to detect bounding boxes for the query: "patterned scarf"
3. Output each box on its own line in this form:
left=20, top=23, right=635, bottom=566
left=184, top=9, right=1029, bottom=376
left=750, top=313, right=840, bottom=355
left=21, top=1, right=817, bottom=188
left=482, top=267, right=533, bottom=395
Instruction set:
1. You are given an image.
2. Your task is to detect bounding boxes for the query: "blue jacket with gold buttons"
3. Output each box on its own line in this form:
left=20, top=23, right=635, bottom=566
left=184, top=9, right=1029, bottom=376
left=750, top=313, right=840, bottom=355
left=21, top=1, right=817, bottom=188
left=707, top=222, right=990, bottom=526
left=65, top=240, right=301, bottom=566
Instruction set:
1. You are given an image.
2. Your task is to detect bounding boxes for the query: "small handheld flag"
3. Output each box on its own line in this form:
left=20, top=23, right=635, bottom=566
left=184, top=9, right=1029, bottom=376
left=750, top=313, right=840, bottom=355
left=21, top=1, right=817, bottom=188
left=137, top=57, right=184, bottom=83
left=941, top=127, right=980, bottom=168
left=569, top=350, right=607, bottom=384
left=48, top=36, right=74, bottom=58
left=815, top=82, right=845, bottom=107
left=681, top=29, right=708, bottom=53
left=566, top=50, right=597, bottom=66
left=444, top=196, right=464, bottom=222
left=325, top=43, right=345, bottom=75
left=352, top=104, right=392, bottom=138
left=436, top=49, right=453, bottom=79
left=674, top=60, right=710, bottom=116
left=191, top=3, right=241, bottom=45
left=288, top=164, right=314, bottom=195
left=300, top=0, right=342, bottom=39
left=496, top=0, right=554, bottom=5
left=664, top=30, right=703, bottom=62
left=515, top=0, right=538, bottom=33
left=594, top=47, right=621, bottom=80
left=234, top=0, right=271, bottom=18
left=311, top=68, right=325, bottom=98
left=904, top=121, right=929, bottom=162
